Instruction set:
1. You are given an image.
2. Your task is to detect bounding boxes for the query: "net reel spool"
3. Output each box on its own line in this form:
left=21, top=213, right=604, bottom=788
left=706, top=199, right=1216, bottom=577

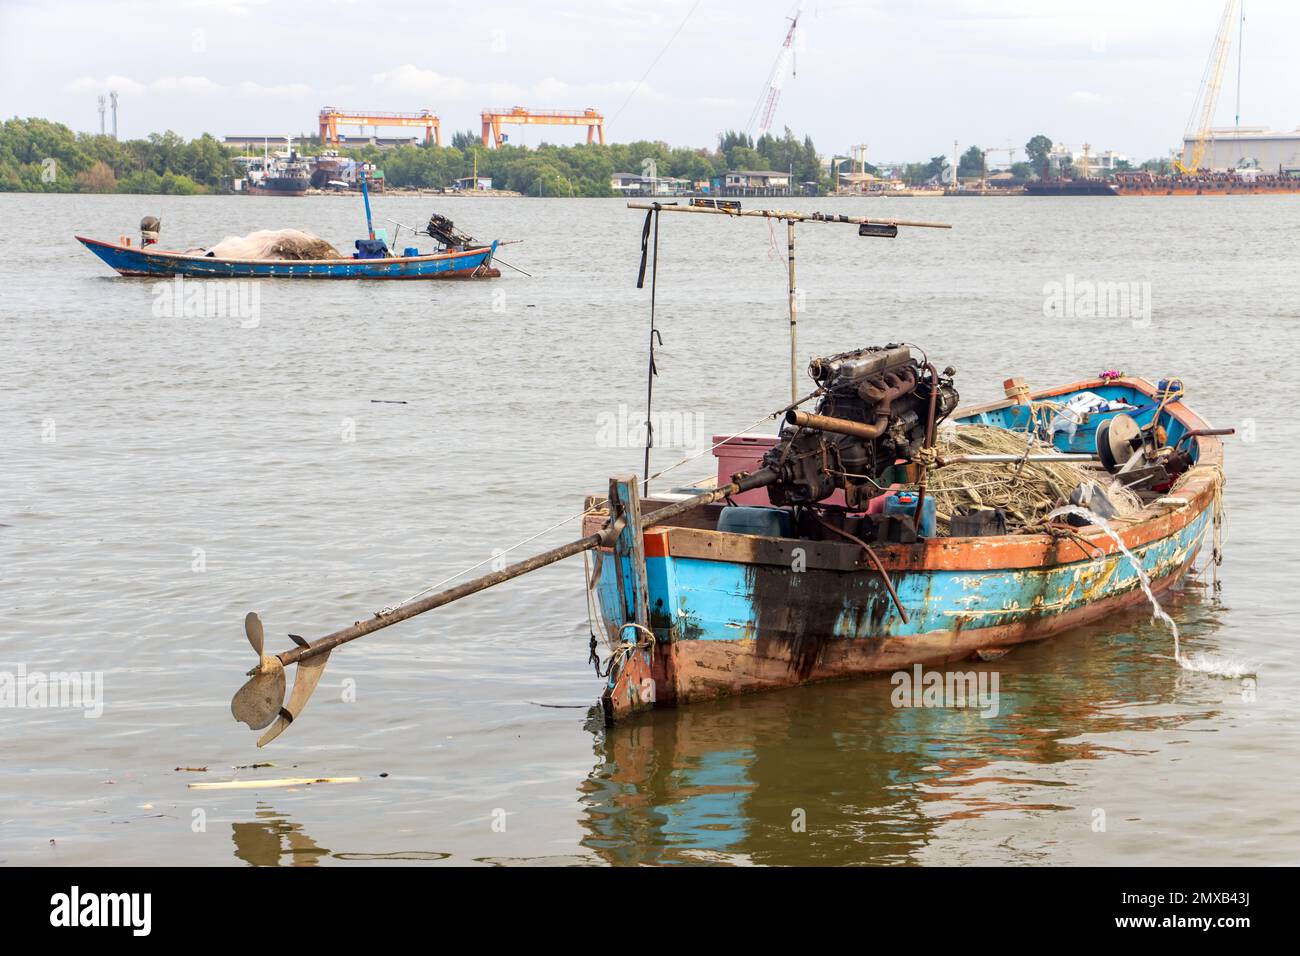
left=1095, top=413, right=1143, bottom=472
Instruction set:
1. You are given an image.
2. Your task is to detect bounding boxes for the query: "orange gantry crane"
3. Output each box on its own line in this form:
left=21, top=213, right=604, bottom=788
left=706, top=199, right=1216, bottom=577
left=480, top=107, right=605, bottom=148
left=319, top=107, right=441, bottom=146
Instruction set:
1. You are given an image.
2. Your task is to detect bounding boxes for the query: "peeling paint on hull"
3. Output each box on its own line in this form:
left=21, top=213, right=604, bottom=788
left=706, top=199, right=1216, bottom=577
left=593, top=510, right=1206, bottom=707
left=585, top=376, right=1224, bottom=719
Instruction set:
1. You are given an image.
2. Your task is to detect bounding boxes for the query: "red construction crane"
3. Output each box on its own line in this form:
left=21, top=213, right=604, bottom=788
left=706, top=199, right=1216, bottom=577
left=319, top=108, right=441, bottom=146
left=480, top=107, right=605, bottom=149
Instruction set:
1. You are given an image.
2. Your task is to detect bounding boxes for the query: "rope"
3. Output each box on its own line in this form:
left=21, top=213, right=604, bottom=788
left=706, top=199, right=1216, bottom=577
left=592, top=623, right=657, bottom=680
left=581, top=548, right=603, bottom=674
left=639, top=205, right=662, bottom=491
left=373, top=400, right=814, bottom=618
left=610, top=0, right=702, bottom=123
left=376, top=505, right=602, bottom=615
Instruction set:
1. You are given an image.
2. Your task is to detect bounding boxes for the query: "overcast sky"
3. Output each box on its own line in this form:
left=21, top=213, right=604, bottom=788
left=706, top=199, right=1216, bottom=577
left=2, top=0, right=1294, bottom=161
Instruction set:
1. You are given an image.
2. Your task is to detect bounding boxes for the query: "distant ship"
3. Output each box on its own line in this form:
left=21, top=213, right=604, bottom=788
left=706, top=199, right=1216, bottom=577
left=1112, top=169, right=1300, bottom=196
left=1024, top=178, right=1118, bottom=197
left=248, top=150, right=310, bottom=196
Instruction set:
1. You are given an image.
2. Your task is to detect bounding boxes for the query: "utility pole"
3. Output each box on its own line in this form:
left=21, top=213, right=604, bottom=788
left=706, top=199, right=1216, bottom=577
left=97, top=95, right=106, bottom=135
left=109, top=91, right=118, bottom=139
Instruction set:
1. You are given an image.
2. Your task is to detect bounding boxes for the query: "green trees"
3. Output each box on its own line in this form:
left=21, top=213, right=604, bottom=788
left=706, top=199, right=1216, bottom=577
left=374, top=126, right=830, bottom=195
left=450, top=129, right=479, bottom=150
left=957, top=145, right=985, bottom=179
left=0, top=118, right=236, bottom=193
left=1, top=116, right=838, bottom=196
left=1024, top=134, right=1053, bottom=178
left=903, top=155, right=948, bottom=185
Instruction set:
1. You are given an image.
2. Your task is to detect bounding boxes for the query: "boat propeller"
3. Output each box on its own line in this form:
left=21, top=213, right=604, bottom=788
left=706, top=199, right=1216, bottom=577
left=230, top=612, right=332, bottom=747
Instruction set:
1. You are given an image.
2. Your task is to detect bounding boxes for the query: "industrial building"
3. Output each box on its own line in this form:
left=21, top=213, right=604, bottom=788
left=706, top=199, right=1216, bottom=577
left=721, top=170, right=791, bottom=196
left=1047, top=143, right=1128, bottom=176
left=1182, top=127, right=1300, bottom=172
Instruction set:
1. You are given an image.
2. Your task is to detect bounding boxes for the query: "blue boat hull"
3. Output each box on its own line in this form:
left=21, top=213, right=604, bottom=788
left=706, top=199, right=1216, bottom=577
left=76, top=236, right=498, bottom=279
left=585, top=377, right=1224, bottom=716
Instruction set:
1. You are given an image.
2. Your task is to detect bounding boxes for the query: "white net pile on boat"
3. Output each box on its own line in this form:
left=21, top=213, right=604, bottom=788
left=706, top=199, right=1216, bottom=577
left=929, top=424, right=1143, bottom=534
left=207, top=229, right=341, bottom=261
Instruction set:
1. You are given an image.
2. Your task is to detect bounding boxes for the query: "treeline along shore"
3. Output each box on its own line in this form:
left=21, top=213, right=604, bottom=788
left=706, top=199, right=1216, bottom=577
left=1, top=118, right=828, bottom=196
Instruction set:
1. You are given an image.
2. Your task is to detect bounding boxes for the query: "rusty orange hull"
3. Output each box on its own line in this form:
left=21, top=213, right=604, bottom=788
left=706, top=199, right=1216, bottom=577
left=646, top=544, right=1197, bottom=706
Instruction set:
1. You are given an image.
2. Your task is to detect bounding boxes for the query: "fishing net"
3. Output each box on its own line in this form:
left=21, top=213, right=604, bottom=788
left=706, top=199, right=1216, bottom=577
left=207, top=229, right=341, bottom=261
left=928, top=424, right=1142, bottom=534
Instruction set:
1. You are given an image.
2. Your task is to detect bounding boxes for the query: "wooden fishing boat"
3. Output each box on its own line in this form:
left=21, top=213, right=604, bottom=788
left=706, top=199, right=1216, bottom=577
left=76, top=235, right=499, bottom=280
left=584, top=373, right=1227, bottom=721
left=80, top=170, right=501, bottom=280
left=223, top=202, right=1228, bottom=749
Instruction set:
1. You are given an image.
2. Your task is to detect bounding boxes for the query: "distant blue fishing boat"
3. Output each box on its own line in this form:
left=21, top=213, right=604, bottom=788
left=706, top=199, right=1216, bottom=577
left=79, top=169, right=501, bottom=280
left=76, top=235, right=499, bottom=280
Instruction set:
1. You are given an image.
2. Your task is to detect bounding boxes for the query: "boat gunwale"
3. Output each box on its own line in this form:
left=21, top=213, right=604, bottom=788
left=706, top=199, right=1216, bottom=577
left=587, top=376, right=1222, bottom=574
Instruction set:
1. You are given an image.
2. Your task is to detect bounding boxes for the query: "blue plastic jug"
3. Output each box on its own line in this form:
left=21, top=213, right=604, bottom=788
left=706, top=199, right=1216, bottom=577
left=883, top=491, right=936, bottom=538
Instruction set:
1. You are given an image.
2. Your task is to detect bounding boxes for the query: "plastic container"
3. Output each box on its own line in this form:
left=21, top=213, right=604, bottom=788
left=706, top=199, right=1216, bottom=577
left=717, top=506, right=794, bottom=538
left=883, top=491, right=936, bottom=538
left=403, top=246, right=420, bottom=257
left=712, top=434, right=778, bottom=506
left=710, top=433, right=899, bottom=510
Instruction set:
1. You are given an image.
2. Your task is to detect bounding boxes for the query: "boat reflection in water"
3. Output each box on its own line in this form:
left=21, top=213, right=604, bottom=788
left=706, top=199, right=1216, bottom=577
left=578, top=586, right=1230, bottom=866
left=230, top=805, right=451, bottom=867
left=231, top=806, right=331, bottom=867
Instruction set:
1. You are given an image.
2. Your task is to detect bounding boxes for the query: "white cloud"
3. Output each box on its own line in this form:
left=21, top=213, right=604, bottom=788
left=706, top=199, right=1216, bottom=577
left=370, top=65, right=471, bottom=101
left=65, top=74, right=147, bottom=96
left=485, top=81, right=528, bottom=105
left=1069, top=90, right=1104, bottom=104
left=152, top=75, right=224, bottom=94
left=177, top=0, right=271, bottom=16
left=237, top=80, right=312, bottom=98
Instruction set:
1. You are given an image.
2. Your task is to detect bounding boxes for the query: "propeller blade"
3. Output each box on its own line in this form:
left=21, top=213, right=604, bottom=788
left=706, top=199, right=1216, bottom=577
left=245, top=611, right=265, bottom=657
left=256, top=650, right=332, bottom=747
left=230, top=656, right=286, bottom=730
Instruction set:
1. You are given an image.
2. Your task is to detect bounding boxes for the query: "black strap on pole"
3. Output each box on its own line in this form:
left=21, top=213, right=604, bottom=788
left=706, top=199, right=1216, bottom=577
left=637, top=204, right=662, bottom=494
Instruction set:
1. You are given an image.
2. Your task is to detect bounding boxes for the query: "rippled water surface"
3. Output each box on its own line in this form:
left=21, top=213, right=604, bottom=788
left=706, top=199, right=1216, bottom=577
left=1, top=193, right=1297, bottom=865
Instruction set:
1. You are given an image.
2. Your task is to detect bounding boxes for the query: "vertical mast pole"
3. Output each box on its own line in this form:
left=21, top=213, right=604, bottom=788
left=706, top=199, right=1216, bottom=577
left=1235, top=1, right=1244, bottom=130
left=786, top=219, right=798, bottom=401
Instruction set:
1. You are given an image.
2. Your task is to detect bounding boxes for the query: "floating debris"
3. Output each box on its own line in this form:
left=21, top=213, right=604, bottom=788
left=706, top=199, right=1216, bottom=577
left=188, top=776, right=361, bottom=791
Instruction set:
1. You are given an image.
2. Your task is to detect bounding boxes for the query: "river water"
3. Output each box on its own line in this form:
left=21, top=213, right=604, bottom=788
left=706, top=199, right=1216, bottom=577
left=1, top=193, right=1296, bottom=866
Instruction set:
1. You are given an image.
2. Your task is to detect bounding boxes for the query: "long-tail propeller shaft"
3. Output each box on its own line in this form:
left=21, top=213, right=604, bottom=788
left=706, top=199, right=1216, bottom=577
left=229, top=470, right=776, bottom=746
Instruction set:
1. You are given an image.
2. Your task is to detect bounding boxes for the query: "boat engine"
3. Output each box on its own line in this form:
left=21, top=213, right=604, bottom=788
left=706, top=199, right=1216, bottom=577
left=758, top=345, right=959, bottom=509
left=140, top=215, right=160, bottom=247
left=425, top=214, right=476, bottom=250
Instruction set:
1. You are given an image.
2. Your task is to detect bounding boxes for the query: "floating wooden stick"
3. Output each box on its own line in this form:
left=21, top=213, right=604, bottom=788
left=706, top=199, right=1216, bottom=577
left=187, top=776, right=361, bottom=791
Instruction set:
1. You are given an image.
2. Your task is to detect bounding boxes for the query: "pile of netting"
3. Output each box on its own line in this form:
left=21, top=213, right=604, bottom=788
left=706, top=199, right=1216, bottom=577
left=207, top=229, right=341, bottom=260
left=928, top=424, right=1143, bottom=534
